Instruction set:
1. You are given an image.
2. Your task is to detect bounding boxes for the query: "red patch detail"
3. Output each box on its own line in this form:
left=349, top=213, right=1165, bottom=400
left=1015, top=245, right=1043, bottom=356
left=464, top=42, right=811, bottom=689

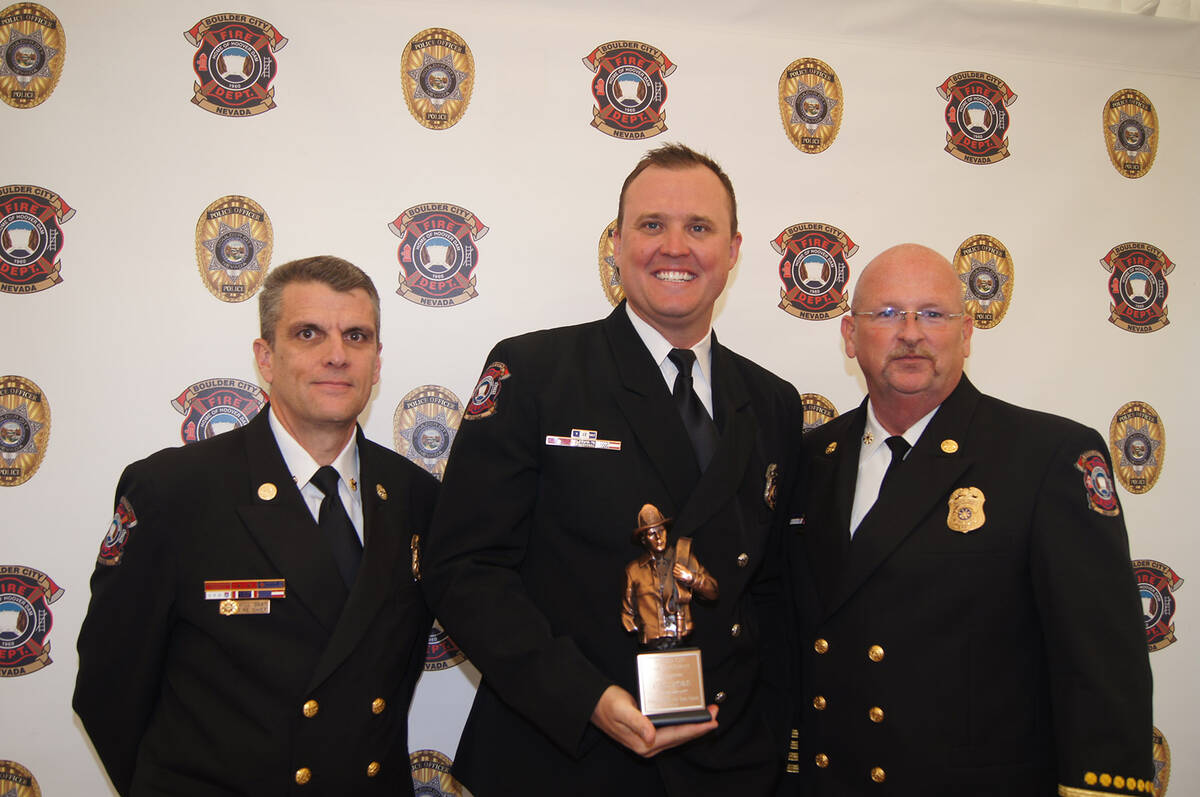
left=464, top=361, right=510, bottom=420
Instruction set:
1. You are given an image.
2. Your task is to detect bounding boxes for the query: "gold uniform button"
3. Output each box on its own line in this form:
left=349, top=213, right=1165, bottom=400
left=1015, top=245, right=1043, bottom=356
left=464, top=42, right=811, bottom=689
left=815, top=753, right=829, bottom=768
left=257, top=482, right=277, bottom=501
left=371, top=697, right=386, bottom=714
left=812, top=695, right=827, bottom=710
left=1114, top=776, right=1125, bottom=789
left=736, top=553, right=749, bottom=567
left=302, top=699, right=319, bottom=718
left=1100, top=774, right=1112, bottom=787
left=730, top=623, right=741, bottom=637
left=814, top=638, right=829, bottom=654
left=868, top=706, right=884, bottom=723
left=295, top=768, right=311, bottom=785
left=367, top=761, right=381, bottom=778
left=871, top=766, right=886, bottom=783
left=714, top=690, right=727, bottom=704
left=1084, top=773, right=1098, bottom=786
left=867, top=644, right=884, bottom=662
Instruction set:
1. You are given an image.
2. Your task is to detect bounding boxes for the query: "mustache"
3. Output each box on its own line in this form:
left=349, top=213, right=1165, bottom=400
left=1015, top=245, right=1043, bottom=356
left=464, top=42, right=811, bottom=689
left=885, top=344, right=934, bottom=363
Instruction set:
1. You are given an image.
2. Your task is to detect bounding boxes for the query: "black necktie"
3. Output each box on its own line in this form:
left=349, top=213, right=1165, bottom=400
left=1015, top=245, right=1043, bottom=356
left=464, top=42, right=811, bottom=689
left=312, top=466, right=362, bottom=588
left=667, top=348, right=719, bottom=471
left=879, top=435, right=911, bottom=494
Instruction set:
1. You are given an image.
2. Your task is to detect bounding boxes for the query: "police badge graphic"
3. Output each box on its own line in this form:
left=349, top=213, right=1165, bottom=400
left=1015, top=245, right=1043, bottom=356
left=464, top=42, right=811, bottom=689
left=172, top=378, right=266, bottom=444
left=778, top=57, right=843, bottom=154
left=402, top=28, right=473, bottom=130
left=0, top=184, right=72, bottom=294
left=774, top=223, right=856, bottom=320
left=1101, top=242, right=1173, bottom=334
left=800, top=393, right=837, bottom=432
left=1103, top=89, right=1157, bottom=179
left=394, top=385, right=462, bottom=480
left=937, top=71, right=1016, bottom=164
left=583, top=40, right=674, bottom=140
left=423, top=618, right=467, bottom=672
left=0, top=565, right=61, bottom=677
left=1109, top=401, right=1164, bottom=494
left=390, top=203, right=488, bottom=307
left=597, top=218, right=623, bottom=307
left=410, top=749, right=461, bottom=797
left=195, top=195, right=273, bottom=302
left=0, top=375, right=49, bottom=487
left=1152, top=726, right=1171, bottom=795
left=0, top=759, right=41, bottom=796
left=185, top=13, right=287, bottom=117
left=1132, top=560, right=1182, bottom=652
left=0, top=3, right=64, bottom=109
left=954, top=234, right=1013, bottom=329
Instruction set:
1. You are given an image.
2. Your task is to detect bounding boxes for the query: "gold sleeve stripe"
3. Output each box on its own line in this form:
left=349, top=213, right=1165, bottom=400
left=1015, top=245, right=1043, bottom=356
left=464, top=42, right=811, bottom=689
left=1059, top=786, right=1153, bottom=797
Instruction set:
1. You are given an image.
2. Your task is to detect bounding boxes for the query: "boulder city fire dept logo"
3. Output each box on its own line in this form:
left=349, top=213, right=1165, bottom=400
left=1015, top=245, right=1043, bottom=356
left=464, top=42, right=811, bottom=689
left=583, top=40, right=673, bottom=140
left=394, top=385, right=462, bottom=480
left=954, top=234, right=1013, bottom=329
left=1133, top=560, right=1182, bottom=652
left=1109, top=401, right=1164, bottom=494
left=1101, top=242, right=1173, bottom=334
left=390, top=203, right=488, bottom=307
left=0, top=759, right=41, bottom=796
left=597, top=218, right=623, bottom=307
left=0, top=3, right=64, bottom=109
left=410, top=749, right=461, bottom=796
left=937, top=71, right=1016, bottom=165
left=778, top=57, right=843, bottom=154
left=0, top=565, right=61, bottom=677
left=195, top=195, right=273, bottom=302
left=774, top=223, right=856, bottom=320
left=1103, top=88, right=1157, bottom=179
left=172, top=378, right=266, bottom=445
left=0, top=375, right=49, bottom=487
left=800, top=393, right=837, bottom=432
left=423, top=618, right=466, bottom=671
left=402, top=28, right=473, bottom=130
left=185, top=13, right=286, bottom=117
left=0, top=184, right=72, bottom=294
left=1152, top=726, right=1171, bottom=795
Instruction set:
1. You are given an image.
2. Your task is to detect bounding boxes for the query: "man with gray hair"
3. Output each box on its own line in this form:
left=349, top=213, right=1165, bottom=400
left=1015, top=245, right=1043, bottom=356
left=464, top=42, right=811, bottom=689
left=75, top=256, right=438, bottom=795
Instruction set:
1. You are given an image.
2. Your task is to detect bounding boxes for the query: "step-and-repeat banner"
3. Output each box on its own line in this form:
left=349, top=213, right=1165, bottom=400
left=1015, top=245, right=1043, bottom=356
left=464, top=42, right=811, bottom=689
left=2, top=0, right=1195, bottom=794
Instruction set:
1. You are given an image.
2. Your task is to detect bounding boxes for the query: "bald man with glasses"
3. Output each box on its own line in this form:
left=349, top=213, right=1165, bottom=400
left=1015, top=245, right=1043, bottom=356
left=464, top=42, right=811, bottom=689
left=786, top=244, right=1152, bottom=797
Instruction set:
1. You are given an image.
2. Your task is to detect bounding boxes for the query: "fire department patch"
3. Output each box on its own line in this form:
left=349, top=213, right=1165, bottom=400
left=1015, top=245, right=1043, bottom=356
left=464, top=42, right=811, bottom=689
left=598, top=218, right=623, bottom=307
left=401, top=28, right=473, bottom=130
left=583, top=40, right=673, bottom=140
left=1152, top=726, right=1171, bottom=795
left=185, top=13, right=287, bottom=117
left=0, top=183, right=73, bottom=294
left=424, top=618, right=466, bottom=671
left=1074, top=450, right=1119, bottom=517
left=394, top=385, right=462, bottom=480
left=1103, top=89, right=1157, bottom=179
left=464, top=361, right=509, bottom=420
left=0, top=375, right=49, bottom=487
left=194, top=195, right=273, bottom=302
left=0, top=3, right=64, bottom=109
left=410, top=749, right=462, bottom=796
left=800, top=393, right=837, bottom=432
left=954, top=234, right=1013, bottom=329
left=389, top=203, right=488, bottom=307
left=0, top=759, right=41, bottom=796
left=774, top=223, right=856, bottom=320
left=1101, top=242, right=1173, bottom=334
left=1133, top=559, right=1182, bottom=652
left=778, top=57, right=843, bottom=154
left=1109, top=401, right=1164, bottom=494
left=98, top=496, right=137, bottom=566
left=172, top=378, right=266, bottom=444
left=937, top=71, right=1016, bottom=165
left=0, top=565, right=62, bottom=677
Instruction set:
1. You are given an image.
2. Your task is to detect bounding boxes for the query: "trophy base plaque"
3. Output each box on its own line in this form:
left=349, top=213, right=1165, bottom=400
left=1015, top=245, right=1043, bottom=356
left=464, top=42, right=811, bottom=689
left=636, top=647, right=710, bottom=727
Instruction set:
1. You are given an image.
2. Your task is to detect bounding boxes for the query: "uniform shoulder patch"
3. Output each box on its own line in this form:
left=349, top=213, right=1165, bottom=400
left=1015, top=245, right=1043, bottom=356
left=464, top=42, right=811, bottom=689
left=98, top=496, right=138, bottom=566
left=1074, top=450, right=1119, bottom=516
left=463, top=361, right=509, bottom=420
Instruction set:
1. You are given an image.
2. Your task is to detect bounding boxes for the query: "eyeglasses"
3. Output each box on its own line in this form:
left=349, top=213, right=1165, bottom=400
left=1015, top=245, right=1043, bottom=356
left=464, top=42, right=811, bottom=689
left=850, top=308, right=965, bottom=326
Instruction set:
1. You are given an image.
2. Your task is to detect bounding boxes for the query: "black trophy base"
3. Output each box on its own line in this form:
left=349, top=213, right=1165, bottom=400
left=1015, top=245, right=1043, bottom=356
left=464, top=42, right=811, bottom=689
left=645, top=708, right=713, bottom=728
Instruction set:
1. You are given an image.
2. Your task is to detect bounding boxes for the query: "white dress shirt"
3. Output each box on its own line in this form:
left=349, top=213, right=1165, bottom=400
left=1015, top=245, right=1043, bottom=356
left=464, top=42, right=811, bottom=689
left=848, top=401, right=938, bottom=536
left=268, top=407, right=365, bottom=543
left=625, top=303, right=715, bottom=418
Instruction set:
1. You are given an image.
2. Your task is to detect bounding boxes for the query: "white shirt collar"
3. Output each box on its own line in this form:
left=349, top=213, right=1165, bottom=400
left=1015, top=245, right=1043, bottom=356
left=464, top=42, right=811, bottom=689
left=624, top=302, right=714, bottom=385
left=267, top=406, right=360, bottom=492
left=861, top=399, right=939, bottom=457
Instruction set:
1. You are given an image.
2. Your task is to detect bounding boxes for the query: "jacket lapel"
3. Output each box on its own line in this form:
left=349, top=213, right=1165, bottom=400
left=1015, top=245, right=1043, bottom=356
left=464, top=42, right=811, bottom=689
left=235, top=410, right=346, bottom=632
left=803, top=404, right=866, bottom=609
left=823, top=379, right=981, bottom=618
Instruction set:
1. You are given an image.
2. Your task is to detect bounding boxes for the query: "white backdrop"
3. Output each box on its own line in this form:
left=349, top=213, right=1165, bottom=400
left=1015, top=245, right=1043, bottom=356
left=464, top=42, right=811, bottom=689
left=2, top=0, right=1196, bottom=793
